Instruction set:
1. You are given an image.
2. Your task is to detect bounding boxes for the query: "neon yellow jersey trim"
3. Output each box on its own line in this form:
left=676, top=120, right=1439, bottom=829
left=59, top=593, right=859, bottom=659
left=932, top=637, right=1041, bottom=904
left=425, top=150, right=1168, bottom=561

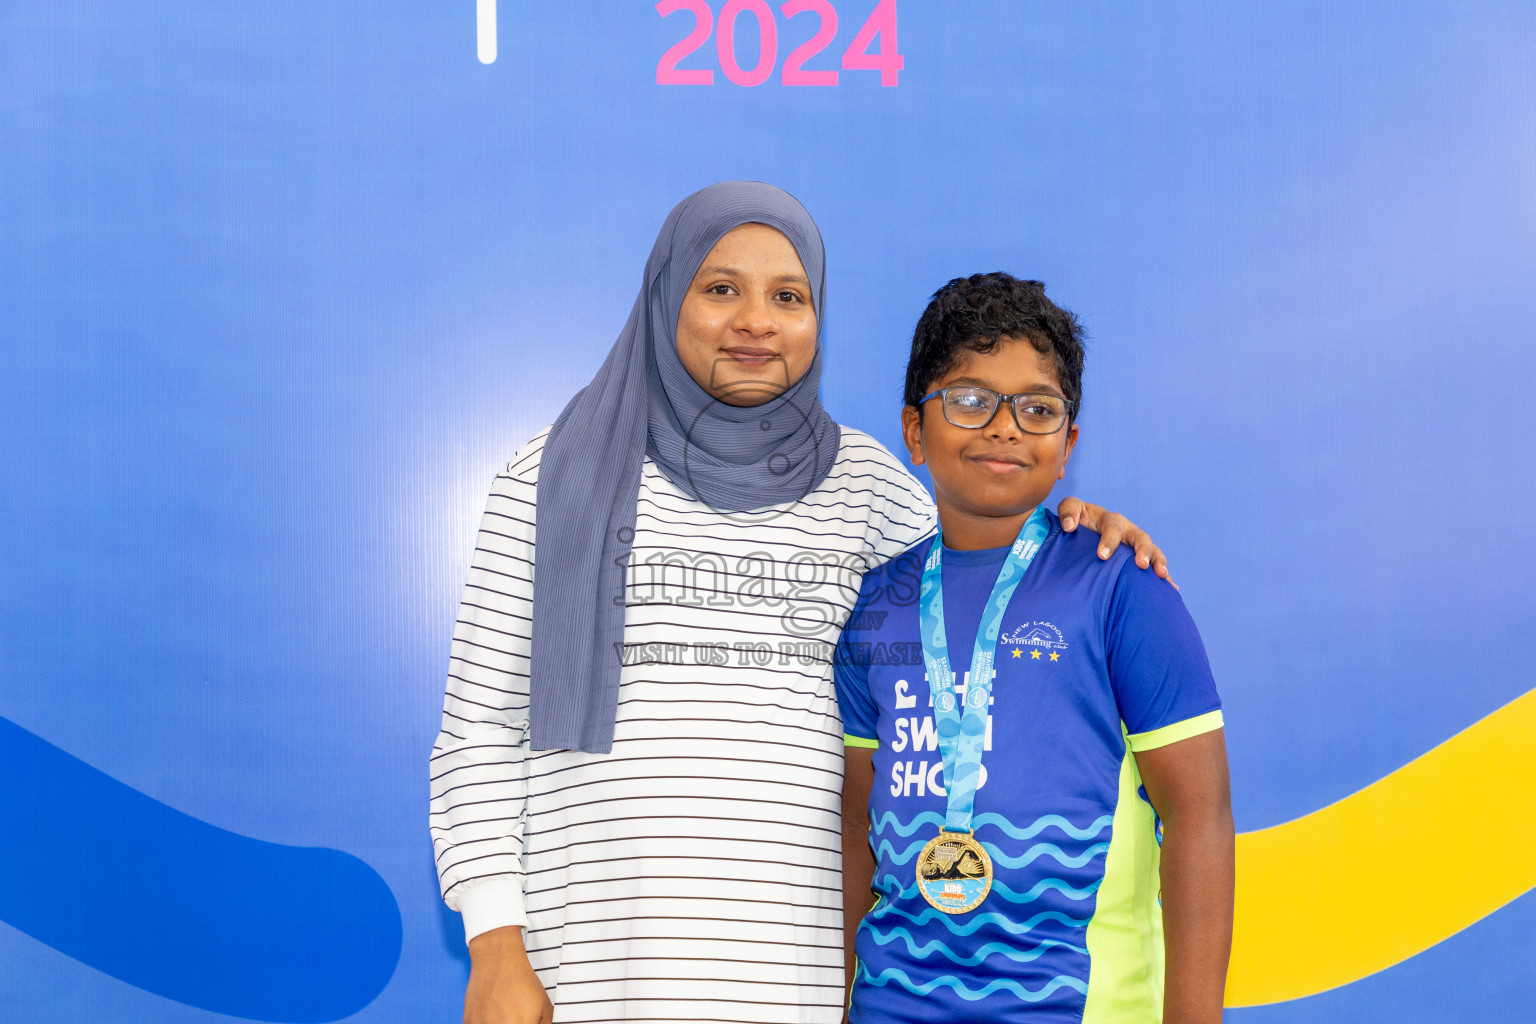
left=1081, top=731, right=1165, bottom=1023
left=844, top=733, right=879, bottom=749
left=1126, top=709, right=1224, bottom=753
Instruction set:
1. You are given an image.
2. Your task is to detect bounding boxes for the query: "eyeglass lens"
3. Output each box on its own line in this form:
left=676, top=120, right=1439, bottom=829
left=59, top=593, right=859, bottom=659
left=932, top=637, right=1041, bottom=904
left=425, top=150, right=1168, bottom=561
left=941, top=387, right=1067, bottom=434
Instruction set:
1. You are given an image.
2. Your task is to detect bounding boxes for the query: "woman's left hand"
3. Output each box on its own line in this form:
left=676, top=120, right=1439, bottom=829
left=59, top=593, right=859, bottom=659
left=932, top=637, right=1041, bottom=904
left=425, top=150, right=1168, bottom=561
left=1056, top=497, right=1176, bottom=588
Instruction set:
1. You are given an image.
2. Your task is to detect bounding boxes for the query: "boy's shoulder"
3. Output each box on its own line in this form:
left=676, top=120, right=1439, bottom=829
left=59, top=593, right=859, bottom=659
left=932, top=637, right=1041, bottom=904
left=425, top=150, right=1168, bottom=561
left=849, top=510, right=1147, bottom=622
left=1038, top=514, right=1197, bottom=649
left=1038, top=509, right=1137, bottom=574
left=867, top=509, right=1138, bottom=578
left=1036, top=511, right=1166, bottom=627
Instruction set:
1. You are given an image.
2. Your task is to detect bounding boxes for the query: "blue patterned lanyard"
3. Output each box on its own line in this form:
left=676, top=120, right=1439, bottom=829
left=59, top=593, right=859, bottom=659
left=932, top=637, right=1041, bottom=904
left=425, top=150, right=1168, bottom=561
left=917, top=507, right=1051, bottom=833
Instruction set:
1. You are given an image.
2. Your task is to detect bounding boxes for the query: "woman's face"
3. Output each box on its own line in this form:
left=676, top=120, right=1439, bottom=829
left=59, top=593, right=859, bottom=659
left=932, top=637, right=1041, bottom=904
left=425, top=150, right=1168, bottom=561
left=675, top=223, right=817, bottom=407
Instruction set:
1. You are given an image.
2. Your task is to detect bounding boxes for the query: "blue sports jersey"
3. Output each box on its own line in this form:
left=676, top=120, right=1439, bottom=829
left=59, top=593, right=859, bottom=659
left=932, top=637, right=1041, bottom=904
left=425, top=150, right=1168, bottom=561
left=835, top=511, right=1222, bottom=1023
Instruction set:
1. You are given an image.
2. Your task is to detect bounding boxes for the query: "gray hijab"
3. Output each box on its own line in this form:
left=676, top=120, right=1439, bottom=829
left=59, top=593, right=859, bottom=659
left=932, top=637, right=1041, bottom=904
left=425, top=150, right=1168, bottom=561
left=529, top=182, right=839, bottom=753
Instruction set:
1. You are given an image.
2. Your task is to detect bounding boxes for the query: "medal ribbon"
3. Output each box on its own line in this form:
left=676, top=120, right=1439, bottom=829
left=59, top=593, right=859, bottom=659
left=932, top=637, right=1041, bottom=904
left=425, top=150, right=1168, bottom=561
left=917, top=507, right=1051, bottom=833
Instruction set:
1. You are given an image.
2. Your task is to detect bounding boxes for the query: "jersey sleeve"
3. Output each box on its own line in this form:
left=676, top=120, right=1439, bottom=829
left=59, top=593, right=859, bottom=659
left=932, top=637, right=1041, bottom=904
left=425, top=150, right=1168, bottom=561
left=1104, top=559, right=1224, bottom=751
left=834, top=583, right=881, bottom=747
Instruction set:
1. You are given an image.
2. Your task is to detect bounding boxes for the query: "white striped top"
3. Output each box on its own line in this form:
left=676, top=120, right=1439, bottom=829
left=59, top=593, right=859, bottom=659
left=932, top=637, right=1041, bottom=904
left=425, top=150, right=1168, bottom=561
left=430, top=425, right=936, bottom=1023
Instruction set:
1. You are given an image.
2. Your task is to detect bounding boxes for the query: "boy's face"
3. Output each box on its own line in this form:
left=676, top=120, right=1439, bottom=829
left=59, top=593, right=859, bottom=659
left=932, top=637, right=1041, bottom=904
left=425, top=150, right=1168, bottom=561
left=901, top=337, right=1078, bottom=536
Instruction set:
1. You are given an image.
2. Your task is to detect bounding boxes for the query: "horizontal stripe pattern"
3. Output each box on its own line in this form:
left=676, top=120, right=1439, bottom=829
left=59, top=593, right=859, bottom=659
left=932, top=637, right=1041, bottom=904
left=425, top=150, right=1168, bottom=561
left=431, top=426, right=935, bottom=1022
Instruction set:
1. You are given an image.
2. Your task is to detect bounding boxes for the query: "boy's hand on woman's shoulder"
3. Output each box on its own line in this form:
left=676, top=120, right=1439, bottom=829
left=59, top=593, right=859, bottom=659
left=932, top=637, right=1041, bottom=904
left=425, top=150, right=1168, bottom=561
left=1056, top=497, right=1177, bottom=589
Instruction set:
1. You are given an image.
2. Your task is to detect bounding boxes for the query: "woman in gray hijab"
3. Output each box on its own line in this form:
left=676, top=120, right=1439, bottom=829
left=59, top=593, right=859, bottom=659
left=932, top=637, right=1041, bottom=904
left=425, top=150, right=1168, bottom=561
left=430, top=182, right=1166, bottom=1023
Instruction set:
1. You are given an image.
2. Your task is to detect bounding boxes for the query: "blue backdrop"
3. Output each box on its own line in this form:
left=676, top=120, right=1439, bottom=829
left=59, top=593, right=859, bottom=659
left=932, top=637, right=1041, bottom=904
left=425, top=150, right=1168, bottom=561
left=3, top=2, right=1533, bottom=1021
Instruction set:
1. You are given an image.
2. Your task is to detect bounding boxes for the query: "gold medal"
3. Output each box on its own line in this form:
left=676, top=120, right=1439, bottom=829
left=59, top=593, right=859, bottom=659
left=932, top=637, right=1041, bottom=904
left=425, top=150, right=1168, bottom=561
left=915, top=830, right=993, bottom=914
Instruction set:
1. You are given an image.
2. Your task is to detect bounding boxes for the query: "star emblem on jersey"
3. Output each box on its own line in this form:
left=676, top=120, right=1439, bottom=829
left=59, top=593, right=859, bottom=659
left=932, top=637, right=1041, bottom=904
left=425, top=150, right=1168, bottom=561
left=1031, top=650, right=1041, bottom=660
left=1011, top=649, right=1022, bottom=658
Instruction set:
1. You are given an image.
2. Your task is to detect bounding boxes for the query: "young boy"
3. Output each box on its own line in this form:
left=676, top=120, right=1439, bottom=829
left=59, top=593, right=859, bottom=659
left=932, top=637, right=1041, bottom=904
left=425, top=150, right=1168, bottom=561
left=836, top=273, right=1234, bottom=1023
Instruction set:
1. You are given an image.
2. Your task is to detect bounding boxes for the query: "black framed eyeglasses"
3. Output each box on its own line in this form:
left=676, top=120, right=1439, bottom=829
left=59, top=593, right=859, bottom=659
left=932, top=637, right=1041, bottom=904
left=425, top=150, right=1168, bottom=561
left=918, top=386, right=1074, bottom=435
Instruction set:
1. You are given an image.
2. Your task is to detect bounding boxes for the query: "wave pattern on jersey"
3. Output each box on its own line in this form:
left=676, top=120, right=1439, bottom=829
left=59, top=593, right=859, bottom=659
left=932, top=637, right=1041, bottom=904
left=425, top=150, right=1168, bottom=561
left=873, top=872, right=1101, bottom=905
left=876, top=836, right=1109, bottom=869
left=865, top=924, right=1089, bottom=966
left=858, top=810, right=1101, bottom=1016
left=858, top=963, right=1089, bottom=1002
left=866, top=904, right=1091, bottom=937
left=871, top=810, right=1114, bottom=842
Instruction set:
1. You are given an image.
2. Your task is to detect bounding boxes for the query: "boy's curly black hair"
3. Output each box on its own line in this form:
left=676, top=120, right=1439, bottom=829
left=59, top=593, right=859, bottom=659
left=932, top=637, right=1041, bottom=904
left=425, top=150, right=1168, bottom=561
left=903, top=273, right=1085, bottom=422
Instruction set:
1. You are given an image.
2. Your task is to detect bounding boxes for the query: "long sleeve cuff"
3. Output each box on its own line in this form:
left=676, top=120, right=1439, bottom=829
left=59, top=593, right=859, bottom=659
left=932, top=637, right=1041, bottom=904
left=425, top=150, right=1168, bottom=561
left=457, top=876, right=529, bottom=945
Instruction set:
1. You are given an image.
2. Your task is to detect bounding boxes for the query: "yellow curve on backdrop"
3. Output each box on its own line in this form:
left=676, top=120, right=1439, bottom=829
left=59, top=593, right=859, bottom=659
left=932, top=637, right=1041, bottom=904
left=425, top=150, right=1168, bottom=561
left=1225, top=685, right=1536, bottom=1006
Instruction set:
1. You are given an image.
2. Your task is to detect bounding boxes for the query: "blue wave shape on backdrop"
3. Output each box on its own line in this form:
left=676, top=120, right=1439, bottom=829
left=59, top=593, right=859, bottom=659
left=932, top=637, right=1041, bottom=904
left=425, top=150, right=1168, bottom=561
left=858, top=964, right=1088, bottom=1001
left=864, top=924, right=1089, bottom=966
left=873, top=873, right=1100, bottom=905
left=0, top=716, right=402, bottom=1022
left=876, top=836, right=1109, bottom=869
left=870, top=811, right=1112, bottom=842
